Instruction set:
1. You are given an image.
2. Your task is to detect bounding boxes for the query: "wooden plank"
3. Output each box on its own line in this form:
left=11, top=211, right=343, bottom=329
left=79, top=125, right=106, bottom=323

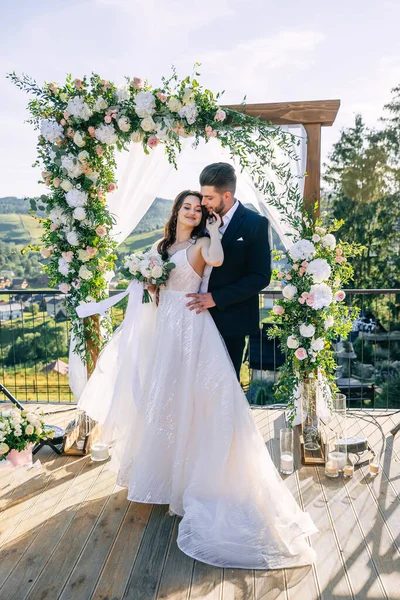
left=303, top=124, right=321, bottom=216
left=23, top=462, right=116, bottom=600
left=222, top=569, right=255, bottom=600
left=224, top=100, right=340, bottom=127
left=92, top=501, right=153, bottom=600
left=157, top=516, right=195, bottom=600
left=123, top=504, right=175, bottom=600
left=58, top=487, right=131, bottom=600
left=189, top=558, right=222, bottom=600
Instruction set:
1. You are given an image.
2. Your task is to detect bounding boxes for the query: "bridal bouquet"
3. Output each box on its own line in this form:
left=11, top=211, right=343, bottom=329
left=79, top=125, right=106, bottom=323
left=0, top=408, right=53, bottom=460
left=121, top=249, right=175, bottom=303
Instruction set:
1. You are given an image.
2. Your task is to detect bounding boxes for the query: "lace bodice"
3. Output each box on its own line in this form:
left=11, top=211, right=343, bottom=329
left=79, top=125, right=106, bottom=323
left=164, top=247, right=202, bottom=293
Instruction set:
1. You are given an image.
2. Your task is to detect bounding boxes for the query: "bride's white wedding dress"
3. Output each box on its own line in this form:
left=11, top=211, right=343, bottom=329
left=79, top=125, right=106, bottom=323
left=78, top=246, right=318, bottom=569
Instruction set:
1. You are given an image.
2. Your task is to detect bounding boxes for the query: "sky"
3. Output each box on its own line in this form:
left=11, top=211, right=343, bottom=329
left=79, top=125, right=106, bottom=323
left=1, top=0, right=400, bottom=198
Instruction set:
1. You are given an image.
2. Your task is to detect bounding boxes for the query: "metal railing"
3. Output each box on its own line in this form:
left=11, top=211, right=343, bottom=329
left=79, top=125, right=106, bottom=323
left=1, top=288, right=399, bottom=410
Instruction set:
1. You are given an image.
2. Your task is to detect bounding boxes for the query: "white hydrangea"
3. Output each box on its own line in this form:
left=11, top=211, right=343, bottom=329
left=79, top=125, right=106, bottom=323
left=117, top=116, right=131, bottom=132
left=66, top=189, right=88, bottom=208
left=61, top=154, right=83, bottom=179
left=289, top=239, right=316, bottom=262
left=178, top=102, right=198, bottom=125
left=306, top=258, right=332, bottom=283
left=66, top=96, right=92, bottom=121
left=73, top=207, right=87, bottom=221
left=79, top=265, right=92, bottom=280
left=134, top=91, right=156, bottom=118
left=66, top=230, right=80, bottom=246
left=309, top=282, right=333, bottom=310
left=40, top=119, right=64, bottom=143
left=49, top=206, right=69, bottom=226
left=116, top=85, right=131, bottom=102
left=58, top=257, right=70, bottom=276
left=93, top=97, right=108, bottom=112
left=95, top=124, right=118, bottom=145
left=299, top=323, right=315, bottom=338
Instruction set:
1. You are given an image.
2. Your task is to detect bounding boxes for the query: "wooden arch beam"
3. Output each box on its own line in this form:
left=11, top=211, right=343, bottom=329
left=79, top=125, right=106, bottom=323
left=224, top=99, right=341, bottom=215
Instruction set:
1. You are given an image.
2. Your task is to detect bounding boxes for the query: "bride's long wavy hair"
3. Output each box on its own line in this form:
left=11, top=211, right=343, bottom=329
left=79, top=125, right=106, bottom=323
left=158, top=190, right=208, bottom=259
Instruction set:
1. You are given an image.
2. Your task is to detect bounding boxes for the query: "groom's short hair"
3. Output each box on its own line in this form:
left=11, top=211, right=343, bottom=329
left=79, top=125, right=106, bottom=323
left=199, top=162, right=236, bottom=195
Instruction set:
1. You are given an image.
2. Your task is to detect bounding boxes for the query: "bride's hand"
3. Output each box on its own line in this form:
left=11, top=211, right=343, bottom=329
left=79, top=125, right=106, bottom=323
left=207, top=211, right=222, bottom=234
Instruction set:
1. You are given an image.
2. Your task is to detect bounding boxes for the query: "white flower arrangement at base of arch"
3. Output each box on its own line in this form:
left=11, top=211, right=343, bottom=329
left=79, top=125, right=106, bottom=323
left=269, top=205, right=364, bottom=426
left=8, top=67, right=303, bottom=367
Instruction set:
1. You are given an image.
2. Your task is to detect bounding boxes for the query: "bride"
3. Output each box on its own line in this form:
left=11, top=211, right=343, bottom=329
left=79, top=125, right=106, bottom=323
left=77, top=189, right=318, bottom=570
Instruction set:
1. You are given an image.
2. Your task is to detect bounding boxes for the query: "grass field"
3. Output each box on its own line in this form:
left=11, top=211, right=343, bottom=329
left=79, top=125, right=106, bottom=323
left=0, top=213, right=43, bottom=248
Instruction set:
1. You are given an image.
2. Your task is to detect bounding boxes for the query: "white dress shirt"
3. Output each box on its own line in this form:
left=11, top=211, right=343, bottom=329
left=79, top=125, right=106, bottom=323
left=200, top=200, right=240, bottom=293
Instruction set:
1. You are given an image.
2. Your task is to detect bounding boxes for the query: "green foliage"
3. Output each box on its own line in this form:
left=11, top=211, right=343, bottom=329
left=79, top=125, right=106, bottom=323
left=377, top=375, right=400, bottom=408
left=4, top=322, right=68, bottom=366
left=246, top=380, right=276, bottom=405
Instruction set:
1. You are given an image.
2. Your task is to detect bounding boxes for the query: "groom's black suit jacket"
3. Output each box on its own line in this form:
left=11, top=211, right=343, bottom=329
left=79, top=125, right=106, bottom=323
left=207, top=201, right=272, bottom=338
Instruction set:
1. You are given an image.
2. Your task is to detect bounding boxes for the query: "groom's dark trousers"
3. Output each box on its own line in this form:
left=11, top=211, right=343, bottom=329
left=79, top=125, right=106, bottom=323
left=207, top=201, right=272, bottom=380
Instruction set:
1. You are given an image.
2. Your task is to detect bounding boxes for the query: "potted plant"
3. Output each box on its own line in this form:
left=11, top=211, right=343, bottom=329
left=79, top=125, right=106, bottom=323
left=0, top=408, right=54, bottom=467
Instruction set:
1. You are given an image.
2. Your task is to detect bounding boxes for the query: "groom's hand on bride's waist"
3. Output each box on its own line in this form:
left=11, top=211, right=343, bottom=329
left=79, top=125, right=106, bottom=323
left=186, top=293, right=216, bottom=314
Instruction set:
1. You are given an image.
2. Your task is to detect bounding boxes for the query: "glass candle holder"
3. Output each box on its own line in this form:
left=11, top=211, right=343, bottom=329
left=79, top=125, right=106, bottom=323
left=369, top=454, right=380, bottom=477
left=343, top=455, right=354, bottom=478
left=280, top=428, right=294, bottom=475
left=325, top=435, right=340, bottom=478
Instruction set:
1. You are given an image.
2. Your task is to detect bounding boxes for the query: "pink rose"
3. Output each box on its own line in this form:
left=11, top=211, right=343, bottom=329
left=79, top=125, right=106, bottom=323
left=147, top=135, right=159, bottom=148
left=336, top=248, right=343, bottom=256
left=131, top=77, right=143, bottom=89
left=286, top=274, right=292, bottom=280
left=96, top=225, right=107, bottom=237
left=53, top=178, right=61, bottom=188
left=335, top=256, right=345, bottom=264
left=301, top=261, right=309, bottom=268
left=334, top=290, right=346, bottom=302
left=107, top=183, right=117, bottom=192
left=277, top=272, right=285, bottom=280
left=298, top=298, right=306, bottom=305
left=40, top=247, right=51, bottom=258
left=60, top=119, right=66, bottom=126
left=62, top=251, right=74, bottom=263
left=301, top=292, right=309, bottom=299
left=86, top=246, right=97, bottom=257
left=306, top=294, right=315, bottom=307
left=272, top=305, right=285, bottom=315
left=156, top=91, right=167, bottom=103
left=63, top=111, right=70, bottom=119
left=205, top=125, right=217, bottom=138
left=59, top=283, right=71, bottom=293
left=299, top=267, right=306, bottom=276
left=214, top=109, right=227, bottom=122
left=88, top=126, right=96, bottom=137
left=295, top=348, right=307, bottom=360
left=104, top=115, right=112, bottom=124
left=74, top=78, right=84, bottom=89
left=292, top=263, right=299, bottom=271
left=96, top=146, right=104, bottom=156
left=50, top=223, right=59, bottom=231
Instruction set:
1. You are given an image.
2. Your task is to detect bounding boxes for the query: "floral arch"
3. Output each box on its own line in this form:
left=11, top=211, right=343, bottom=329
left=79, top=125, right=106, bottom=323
left=8, top=69, right=340, bottom=383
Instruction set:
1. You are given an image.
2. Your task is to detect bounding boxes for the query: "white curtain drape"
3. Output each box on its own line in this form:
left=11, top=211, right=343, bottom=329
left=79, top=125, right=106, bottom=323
left=69, top=125, right=307, bottom=399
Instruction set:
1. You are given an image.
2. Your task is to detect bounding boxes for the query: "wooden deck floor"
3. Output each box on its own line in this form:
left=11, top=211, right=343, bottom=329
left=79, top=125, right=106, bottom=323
left=0, top=405, right=399, bottom=600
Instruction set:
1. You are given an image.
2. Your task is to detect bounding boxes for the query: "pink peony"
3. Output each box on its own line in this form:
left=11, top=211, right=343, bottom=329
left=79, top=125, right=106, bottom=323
left=62, top=251, right=74, bottom=263
left=214, top=109, right=227, bottom=122
left=295, top=348, right=307, bottom=360
left=147, top=135, right=159, bottom=148
left=156, top=91, right=167, bottom=103
left=88, top=126, right=96, bottom=137
left=334, top=290, right=346, bottom=302
left=96, top=225, right=107, bottom=237
left=53, top=178, right=61, bottom=188
left=205, top=125, right=217, bottom=138
left=298, top=298, right=306, bottom=305
left=272, top=305, right=285, bottom=315
left=131, top=77, right=143, bottom=89
left=107, top=183, right=117, bottom=192
left=96, top=145, right=104, bottom=156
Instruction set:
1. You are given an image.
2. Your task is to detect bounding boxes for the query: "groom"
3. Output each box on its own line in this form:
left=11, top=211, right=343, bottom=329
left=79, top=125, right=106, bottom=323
left=186, top=162, right=272, bottom=379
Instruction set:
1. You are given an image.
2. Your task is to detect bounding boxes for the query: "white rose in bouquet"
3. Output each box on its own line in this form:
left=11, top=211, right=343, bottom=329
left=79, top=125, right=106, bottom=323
left=167, top=97, right=182, bottom=113
left=299, top=323, right=315, bottom=338
left=79, top=265, right=92, bottom=280
left=66, top=189, right=88, bottom=208
left=289, top=239, right=316, bottom=262
left=287, top=335, right=300, bottom=349
left=77, top=248, right=90, bottom=262
left=134, top=91, right=156, bottom=117
left=306, top=258, right=332, bottom=283
left=25, top=424, right=34, bottom=435
left=60, top=179, right=74, bottom=192
left=94, top=97, right=108, bottom=112
left=140, top=262, right=152, bottom=278
left=73, top=131, right=85, bottom=147
left=0, top=442, right=9, bottom=455
left=95, top=124, right=118, bottom=145
left=77, top=150, right=90, bottom=163
left=309, top=282, right=333, bottom=309
left=73, top=207, right=87, bottom=221
left=140, top=116, right=157, bottom=132
left=118, top=116, right=131, bottom=132
left=131, top=130, right=144, bottom=143
left=282, top=284, right=297, bottom=300
left=151, top=265, right=163, bottom=278
left=311, top=338, right=325, bottom=352
left=321, top=233, right=336, bottom=250
left=40, top=119, right=64, bottom=143
left=66, top=97, right=92, bottom=121
left=66, top=230, right=80, bottom=246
